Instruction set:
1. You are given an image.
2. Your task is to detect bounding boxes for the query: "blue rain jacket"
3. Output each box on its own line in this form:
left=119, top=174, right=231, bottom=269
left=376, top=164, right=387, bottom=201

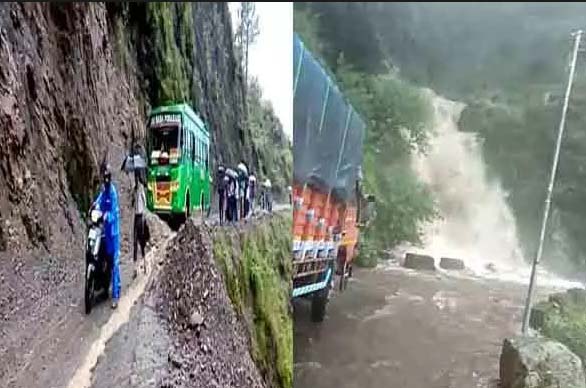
left=93, top=183, right=120, bottom=256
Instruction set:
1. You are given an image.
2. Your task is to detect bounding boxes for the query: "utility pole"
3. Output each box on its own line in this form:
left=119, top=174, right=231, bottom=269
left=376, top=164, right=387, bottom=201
left=521, top=29, right=583, bottom=335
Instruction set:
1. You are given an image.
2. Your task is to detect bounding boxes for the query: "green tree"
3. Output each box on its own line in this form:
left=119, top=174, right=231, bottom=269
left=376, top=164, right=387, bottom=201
left=235, top=2, right=260, bottom=88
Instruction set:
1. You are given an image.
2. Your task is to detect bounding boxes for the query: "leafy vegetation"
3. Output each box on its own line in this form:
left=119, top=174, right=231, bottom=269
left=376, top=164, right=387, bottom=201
left=145, top=3, right=191, bottom=105
left=247, top=78, right=293, bottom=198
left=531, top=290, right=586, bottom=364
left=213, top=213, right=293, bottom=388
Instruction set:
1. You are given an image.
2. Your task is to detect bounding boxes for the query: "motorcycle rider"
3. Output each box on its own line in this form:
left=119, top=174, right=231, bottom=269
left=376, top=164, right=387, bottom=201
left=92, top=163, right=121, bottom=309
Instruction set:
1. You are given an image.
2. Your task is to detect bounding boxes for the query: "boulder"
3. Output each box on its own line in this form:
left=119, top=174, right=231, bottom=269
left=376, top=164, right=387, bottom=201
left=439, top=257, right=465, bottom=270
left=500, top=336, right=585, bottom=388
left=403, top=253, right=436, bottom=271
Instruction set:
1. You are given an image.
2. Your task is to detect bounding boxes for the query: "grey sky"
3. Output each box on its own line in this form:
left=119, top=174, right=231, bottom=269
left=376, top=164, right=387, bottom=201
left=228, top=2, right=292, bottom=141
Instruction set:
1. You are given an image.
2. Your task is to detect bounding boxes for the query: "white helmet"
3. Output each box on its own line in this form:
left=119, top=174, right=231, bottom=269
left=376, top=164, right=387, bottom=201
left=237, top=162, right=248, bottom=175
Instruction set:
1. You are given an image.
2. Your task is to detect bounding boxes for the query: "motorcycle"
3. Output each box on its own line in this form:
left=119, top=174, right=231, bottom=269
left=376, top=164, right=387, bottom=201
left=84, top=207, right=111, bottom=314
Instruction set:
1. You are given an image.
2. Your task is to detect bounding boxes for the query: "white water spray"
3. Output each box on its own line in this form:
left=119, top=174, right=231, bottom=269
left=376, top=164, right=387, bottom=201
left=395, top=89, right=581, bottom=289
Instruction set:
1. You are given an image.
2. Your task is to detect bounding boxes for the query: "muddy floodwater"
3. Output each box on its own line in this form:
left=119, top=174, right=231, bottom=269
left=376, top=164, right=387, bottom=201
left=294, top=265, right=560, bottom=388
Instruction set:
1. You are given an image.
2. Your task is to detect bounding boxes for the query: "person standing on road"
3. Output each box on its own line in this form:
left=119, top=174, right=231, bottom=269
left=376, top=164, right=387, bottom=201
left=133, top=169, right=148, bottom=278
left=226, top=168, right=239, bottom=224
left=222, top=174, right=231, bottom=223
left=92, top=163, right=121, bottom=309
left=248, top=174, right=256, bottom=217
left=262, top=178, right=273, bottom=212
left=216, top=165, right=227, bottom=225
left=237, top=162, right=248, bottom=220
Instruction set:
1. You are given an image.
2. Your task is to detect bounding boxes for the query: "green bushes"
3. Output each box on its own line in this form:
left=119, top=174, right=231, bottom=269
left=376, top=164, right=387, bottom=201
left=213, top=214, right=293, bottom=388
left=531, top=290, right=586, bottom=364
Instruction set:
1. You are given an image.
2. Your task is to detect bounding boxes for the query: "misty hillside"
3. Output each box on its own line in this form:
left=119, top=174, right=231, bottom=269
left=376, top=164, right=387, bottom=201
left=299, top=2, right=586, bottom=98
left=296, top=2, right=586, bottom=276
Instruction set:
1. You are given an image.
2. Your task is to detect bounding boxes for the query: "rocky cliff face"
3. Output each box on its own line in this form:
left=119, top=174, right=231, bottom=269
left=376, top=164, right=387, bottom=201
left=0, top=2, right=142, bottom=259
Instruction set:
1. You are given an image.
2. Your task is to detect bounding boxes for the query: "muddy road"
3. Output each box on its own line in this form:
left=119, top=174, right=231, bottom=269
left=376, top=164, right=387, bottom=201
left=1, top=213, right=173, bottom=388
left=294, top=264, right=566, bottom=388
left=1, top=204, right=288, bottom=388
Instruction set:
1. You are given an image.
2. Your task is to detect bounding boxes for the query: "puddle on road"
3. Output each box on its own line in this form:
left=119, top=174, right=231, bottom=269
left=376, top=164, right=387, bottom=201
left=66, top=233, right=175, bottom=388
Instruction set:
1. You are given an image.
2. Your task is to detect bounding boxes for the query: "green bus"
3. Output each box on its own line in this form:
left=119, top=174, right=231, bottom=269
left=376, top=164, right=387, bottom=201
left=146, top=103, right=211, bottom=223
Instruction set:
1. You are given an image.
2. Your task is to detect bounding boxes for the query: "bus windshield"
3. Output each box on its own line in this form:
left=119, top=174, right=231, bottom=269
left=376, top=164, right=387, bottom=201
left=149, top=125, right=179, bottom=155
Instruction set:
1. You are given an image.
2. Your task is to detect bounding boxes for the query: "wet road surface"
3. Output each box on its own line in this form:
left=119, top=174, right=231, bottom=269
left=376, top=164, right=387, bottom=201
left=294, top=264, right=557, bottom=388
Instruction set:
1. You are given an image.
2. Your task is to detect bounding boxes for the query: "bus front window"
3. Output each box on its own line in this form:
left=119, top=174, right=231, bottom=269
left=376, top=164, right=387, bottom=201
left=149, top=125, right=180, bottom=164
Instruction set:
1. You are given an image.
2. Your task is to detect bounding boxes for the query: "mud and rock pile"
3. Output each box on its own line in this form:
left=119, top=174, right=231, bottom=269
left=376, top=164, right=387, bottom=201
left=156, top=220, right=265, bottom=388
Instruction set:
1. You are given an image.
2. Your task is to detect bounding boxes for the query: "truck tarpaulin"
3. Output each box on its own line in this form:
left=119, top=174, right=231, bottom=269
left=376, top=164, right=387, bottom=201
left=333, top=110, right=366, bottom=201
left=293, top=34, right=326, bottom=185
left=293, top=33, right=365, bottom=196
left=308, top=83, right=347, bottom=191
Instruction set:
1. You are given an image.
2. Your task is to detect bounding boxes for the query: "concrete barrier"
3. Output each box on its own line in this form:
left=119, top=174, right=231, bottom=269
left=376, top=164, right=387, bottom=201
left=403, top=253, right=436, bottom=271
left=439, top=257, right=465, bottom=270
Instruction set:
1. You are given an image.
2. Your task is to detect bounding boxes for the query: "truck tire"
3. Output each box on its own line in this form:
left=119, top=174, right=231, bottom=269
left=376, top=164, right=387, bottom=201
left=311, top=286, right=329, bottom=323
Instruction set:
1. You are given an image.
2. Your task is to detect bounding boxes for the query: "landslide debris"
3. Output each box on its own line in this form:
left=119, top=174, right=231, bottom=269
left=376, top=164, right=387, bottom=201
left=155, top=220, right=265, bottom=388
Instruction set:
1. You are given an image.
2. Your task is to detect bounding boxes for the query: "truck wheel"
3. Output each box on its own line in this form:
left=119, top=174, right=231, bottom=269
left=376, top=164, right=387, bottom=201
left=311, top=286, right=329, bottom=323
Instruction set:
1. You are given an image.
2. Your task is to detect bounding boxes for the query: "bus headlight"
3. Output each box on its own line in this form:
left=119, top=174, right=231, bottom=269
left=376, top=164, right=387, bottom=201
left=170, top=181, right=179, bottom=192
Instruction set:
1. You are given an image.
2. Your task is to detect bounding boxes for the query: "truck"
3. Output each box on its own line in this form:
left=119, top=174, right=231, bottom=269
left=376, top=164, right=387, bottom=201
left=145, top=103, right=212, bottom=226
left=292, top=33, right=374, bottom=322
